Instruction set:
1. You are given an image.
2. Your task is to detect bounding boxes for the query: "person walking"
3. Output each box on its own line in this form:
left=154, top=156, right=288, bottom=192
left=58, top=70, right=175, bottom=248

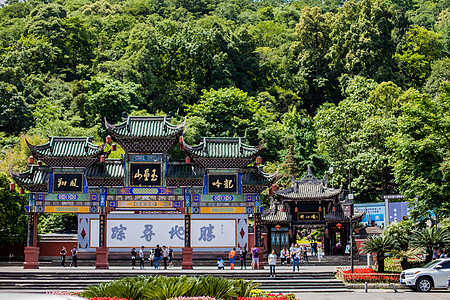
left=168, top=246, right=174, bottom=267
left=162, top=245, right=169, bottom=269
left=229, top=247, right=236, bottom=269
left=292, top=244, right=300, bottom=271
left=268, top=250, right=277, bottom=278
left=70, top=246, right=77, bottom=268
left=60, top=246, right=66, bottom=267
left=251, top=246, right=260, bottom=269
left=280, top=248, right=287, bottom=265
left=154, top=245, right=161, bottom=269
left=131, top=248, right=137, bottom=269
left=139, top=246, right=145, bottom=269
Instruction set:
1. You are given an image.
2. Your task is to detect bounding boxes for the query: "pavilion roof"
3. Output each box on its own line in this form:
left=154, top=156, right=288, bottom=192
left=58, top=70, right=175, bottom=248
left=105, top=116, right=185, bottom=138
left=182, top=137, right=263, bottom=169
left=27, top=137, right=105, bottom=158
left=275, top=166, right=341, bottom=201
left=9, top=165, right=49, bottom=192
left=261, top=201, right=292, bottom=224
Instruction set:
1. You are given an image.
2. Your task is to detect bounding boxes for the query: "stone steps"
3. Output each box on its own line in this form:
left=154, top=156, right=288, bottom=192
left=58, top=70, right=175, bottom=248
left=0, top=270, right=350, bottom=293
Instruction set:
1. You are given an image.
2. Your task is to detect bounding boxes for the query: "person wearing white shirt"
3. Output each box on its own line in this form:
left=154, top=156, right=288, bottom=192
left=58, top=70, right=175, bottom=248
left=268, top=250, right=277, bottom=278
left=139, top=246, right=145, bottom=269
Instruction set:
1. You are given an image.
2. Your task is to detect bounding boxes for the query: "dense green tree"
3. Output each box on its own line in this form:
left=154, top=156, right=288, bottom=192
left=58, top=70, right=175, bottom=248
left=291, top=6, right=336, bottom=112
left=186, top=87, right=274, bottom=144
left=394, top=25, right=443, bottom=88
left=411, top=226, right=450, bottom=263
left=389, top=84, right=450, bottom=220
left=0, top=173, right=28, bottom=247
left=85, top=76, right=144, bottom=126
left=0, top=82, right=32, bottom=134
left=327, top=0, right=398, bottom=83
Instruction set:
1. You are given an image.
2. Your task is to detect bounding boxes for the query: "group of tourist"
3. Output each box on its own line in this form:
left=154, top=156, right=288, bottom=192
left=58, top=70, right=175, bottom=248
left=59, top=246, right=77, bottom=267
left=220, top=246, right=260, bottom=270
left=132, top=245, right=174, bottom=269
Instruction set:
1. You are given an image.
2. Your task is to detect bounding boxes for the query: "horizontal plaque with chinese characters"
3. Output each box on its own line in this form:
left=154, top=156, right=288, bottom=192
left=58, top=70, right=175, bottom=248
left=53, top=173, right=83, bottom=193
left=129, top=163, right=162, bottom=187
left=297, top=212, right=320, bottom=221
left=207, top=174, right=238, bottom=194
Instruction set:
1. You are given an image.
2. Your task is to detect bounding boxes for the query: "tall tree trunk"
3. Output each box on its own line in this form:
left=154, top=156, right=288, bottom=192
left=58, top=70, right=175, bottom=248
left=401, top=258, right=409, bottom=270
left=377, top=252, right=385, bottom=273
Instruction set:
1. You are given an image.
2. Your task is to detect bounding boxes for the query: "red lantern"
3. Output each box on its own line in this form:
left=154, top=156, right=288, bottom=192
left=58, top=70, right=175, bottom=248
left=336, top=223, right=342, bottom=228
left=185, top=156, right=191, bottom=164
left=256, top=156, right=262, bottom=165
left=318, top=206, right=322, bottom=212
left=179, top=136, right=183, bottom=144
left=9, top=182, right=15, bottom=191
left=325, top=229, right=329, bottom=236
left=100, top=155, right=105, bottom=163
left=332, top=206, right=336, bottom=212
left=106, top=135, right=112, bottom=144
left=288, top=229, right=292, bottom=235
left=19, top=187, right=24, bottom=194
left=37, top=160, right=43, bottom=166
left=269, top=188, right=273, bottom=195
left=275, top=224, right=281, bottom=230
left=28, top=156, right=34, bottom=164
left=272, top=184, right=277, bottom=191
left=281, top=206, right=285, bottom=212
left=111, top=144, right=116, bottom=151
left=295, top=207, right=299, bottom=212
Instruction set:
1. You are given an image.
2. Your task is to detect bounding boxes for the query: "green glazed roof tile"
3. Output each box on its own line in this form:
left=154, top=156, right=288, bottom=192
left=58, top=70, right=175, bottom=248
left=86, top=160, right=124, bottom=178
left=105, top=116, right=185, bottom=138
left=10, top=165, right=49, bottom=185
left=183, top=137, right=263, bottom=158
left=27, top=137, right=104, bottom=157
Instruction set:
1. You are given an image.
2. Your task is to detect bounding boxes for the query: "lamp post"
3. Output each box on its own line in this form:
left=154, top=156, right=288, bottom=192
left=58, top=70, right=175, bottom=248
left=330, top=164, right=354, bottom=273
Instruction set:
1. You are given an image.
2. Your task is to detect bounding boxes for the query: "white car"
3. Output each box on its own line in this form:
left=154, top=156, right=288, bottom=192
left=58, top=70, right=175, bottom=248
left=400, top=258, right=450, bottom=292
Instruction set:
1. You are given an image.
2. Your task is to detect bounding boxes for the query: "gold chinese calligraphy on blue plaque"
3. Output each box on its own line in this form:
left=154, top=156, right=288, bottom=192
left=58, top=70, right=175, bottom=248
left=53, top=173, right=83, bottom=193
left=207, top=173, right=238, bottom=194
left=129, top=163, right=162, bottom=187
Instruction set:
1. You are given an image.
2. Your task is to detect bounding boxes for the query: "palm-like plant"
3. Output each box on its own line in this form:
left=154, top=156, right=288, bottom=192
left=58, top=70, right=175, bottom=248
left=361, top=234, right=397, bottom=272
left=411, top=226, right=450, bottom=263
left=231, top=279, right=260, bottom=298
left=388, top=248, right=425, bottom=270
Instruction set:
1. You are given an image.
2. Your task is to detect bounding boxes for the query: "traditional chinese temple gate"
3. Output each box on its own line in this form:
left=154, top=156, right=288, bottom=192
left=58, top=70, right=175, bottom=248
left=262, top=166, right=363, bottom=255
left=11, top=116, right=276, bottom=269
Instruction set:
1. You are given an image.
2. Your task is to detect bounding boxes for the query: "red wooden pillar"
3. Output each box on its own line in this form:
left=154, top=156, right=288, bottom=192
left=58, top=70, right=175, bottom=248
left=182, top=214, right=193, bottom=269
left=24, top=212, right=39, bottom=269
left=96, top=211, right=109, bottom=269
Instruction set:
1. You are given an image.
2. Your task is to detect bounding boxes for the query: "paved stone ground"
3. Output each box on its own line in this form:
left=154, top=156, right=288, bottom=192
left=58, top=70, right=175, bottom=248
left=297, top=290, right=450, bottom=300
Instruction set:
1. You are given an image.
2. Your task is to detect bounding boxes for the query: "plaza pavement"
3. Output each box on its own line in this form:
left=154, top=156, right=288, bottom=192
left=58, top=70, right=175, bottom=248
left=0, top=264, right=449, bottom=299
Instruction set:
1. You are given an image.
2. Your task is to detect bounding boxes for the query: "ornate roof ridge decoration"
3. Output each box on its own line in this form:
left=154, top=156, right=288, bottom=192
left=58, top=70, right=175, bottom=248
left=181, top=136, right=264, bottom=169
left=324, top=204, right=365, bottom=222
left=104, top=115, right=186, bottom=138
left=26, top=136, right=107, bottom=168
left=261, top=199, right=292, bottom=224
left=274, top=165, right=341, bottom=201
left=241, top=166, right=279, bottom=194
left=9, top=165, right=49, bottom=192
left=105, top=115, right=186, bottom=153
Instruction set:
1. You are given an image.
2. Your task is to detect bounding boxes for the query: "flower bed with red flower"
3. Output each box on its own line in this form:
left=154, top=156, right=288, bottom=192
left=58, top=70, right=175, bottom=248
left=338, top=268, right=400, bottom=283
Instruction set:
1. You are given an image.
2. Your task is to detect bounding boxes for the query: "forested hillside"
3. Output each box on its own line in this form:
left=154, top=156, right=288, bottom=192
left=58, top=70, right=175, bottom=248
left=0, top=0, right=449, bottom=236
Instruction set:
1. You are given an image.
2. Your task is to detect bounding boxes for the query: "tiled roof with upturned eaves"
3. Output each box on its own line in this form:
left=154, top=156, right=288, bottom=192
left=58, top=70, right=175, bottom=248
left=275, top=166, right=341, bottom=201
left=183, top=137, right=263, bottom=158
left=10, top=165, right=49, bottom=185
left=105, top=116, right=185, bottom=138
left=27, top=137, right=104, bottom=157
left=85, top=159, right=125, bottom=178
left=242, top=166, right=278, bottom=185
